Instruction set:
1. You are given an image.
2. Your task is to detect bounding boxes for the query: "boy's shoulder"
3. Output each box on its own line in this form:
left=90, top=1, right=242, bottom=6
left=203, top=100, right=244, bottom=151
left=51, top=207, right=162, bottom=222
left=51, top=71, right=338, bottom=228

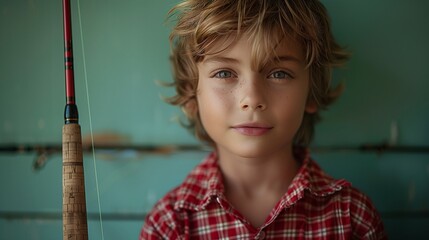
left=140, top=153, right=219, bottom=238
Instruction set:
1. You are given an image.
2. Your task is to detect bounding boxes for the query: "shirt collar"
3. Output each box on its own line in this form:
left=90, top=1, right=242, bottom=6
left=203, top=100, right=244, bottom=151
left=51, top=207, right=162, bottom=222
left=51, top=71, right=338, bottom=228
left=279, top=148, right=351, bottom=209
left=174, top=149, right=350, bottom=211
left=174, top=152, right=223, bottom=211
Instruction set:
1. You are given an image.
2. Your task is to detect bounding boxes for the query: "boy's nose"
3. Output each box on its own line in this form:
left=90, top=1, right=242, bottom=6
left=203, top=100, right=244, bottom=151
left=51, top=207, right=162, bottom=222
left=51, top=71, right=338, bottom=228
left=240, top=102, right=266, bottom=111
left=239, top=80, right=267, bottom=111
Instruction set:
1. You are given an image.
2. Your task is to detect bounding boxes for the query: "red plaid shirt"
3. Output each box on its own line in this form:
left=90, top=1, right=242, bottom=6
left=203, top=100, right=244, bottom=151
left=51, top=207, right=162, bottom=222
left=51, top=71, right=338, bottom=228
left=140, top=150, right=386, bottom=239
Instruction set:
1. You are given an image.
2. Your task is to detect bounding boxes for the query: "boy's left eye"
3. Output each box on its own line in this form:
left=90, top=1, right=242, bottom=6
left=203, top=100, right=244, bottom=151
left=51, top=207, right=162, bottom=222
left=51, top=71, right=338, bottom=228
left=214, top=70, right=233, bottom=78
left=268, top=70, right=292, bottom=80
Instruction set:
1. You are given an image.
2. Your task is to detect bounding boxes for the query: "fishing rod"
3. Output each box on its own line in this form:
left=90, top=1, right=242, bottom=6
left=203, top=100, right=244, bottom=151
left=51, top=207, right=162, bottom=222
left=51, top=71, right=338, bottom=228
left=62, top=0, right=89, bottom=238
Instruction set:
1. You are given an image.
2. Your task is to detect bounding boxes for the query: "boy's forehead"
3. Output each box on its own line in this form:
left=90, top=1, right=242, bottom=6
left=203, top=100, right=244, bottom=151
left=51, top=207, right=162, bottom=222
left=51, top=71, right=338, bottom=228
left=201, top=34, right=305, bottom=66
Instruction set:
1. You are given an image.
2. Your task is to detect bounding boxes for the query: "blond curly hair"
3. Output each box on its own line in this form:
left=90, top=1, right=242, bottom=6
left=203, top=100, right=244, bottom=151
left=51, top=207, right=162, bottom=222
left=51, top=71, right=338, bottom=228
left=167, top=0, right=349, bottom=146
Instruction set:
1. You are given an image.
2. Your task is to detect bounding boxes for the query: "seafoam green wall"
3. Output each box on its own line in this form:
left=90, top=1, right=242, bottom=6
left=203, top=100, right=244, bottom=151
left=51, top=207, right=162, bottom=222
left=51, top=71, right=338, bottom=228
left=0, top=0, right=428, bottom=239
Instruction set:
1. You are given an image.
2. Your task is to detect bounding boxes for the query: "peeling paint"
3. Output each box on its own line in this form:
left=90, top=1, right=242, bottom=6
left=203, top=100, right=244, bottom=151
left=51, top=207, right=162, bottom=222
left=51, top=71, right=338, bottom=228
left=37, top=119, right=45, bottom=129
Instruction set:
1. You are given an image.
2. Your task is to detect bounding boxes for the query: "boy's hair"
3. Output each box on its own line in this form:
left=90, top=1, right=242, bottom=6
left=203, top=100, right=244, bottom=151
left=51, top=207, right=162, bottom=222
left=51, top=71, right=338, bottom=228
left=167, top=0, right=349, bottom=146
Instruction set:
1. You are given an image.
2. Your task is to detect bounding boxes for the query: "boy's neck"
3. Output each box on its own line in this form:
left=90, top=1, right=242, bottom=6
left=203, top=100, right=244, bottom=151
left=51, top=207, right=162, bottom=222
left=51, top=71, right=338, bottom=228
left=217, top=146, right=300, bottom=228
left=218, top=146, right=300, bottom=198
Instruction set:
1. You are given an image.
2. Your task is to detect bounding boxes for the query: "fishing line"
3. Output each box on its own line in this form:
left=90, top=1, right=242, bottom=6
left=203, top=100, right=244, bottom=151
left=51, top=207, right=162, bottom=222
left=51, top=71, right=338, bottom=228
left=77, top=0, right=105, bottom=239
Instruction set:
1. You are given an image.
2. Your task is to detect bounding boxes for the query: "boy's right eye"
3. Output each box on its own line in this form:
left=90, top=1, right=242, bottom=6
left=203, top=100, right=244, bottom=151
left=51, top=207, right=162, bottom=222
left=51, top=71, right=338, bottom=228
left=213, top=70, right=233, bottom=79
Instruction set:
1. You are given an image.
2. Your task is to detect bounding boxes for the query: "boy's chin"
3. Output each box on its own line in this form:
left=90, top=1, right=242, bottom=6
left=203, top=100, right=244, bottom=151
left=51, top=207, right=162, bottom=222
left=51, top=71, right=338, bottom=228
left=218, top=143, right=293, bottom=161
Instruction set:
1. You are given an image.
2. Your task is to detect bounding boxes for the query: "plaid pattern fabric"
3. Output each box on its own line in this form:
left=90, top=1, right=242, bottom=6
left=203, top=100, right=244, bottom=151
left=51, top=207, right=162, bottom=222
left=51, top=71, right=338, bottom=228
left=140, top=150, right=386, bottom=239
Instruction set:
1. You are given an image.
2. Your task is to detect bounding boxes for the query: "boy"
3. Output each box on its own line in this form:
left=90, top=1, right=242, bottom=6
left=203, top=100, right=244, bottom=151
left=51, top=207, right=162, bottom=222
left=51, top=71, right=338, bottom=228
left=141, top=0, right=386, bottom=239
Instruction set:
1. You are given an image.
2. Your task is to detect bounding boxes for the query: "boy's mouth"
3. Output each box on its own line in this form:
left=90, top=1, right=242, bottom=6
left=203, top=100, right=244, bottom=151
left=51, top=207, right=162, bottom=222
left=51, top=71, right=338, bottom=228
left=231, top=123, right=273, bottom=136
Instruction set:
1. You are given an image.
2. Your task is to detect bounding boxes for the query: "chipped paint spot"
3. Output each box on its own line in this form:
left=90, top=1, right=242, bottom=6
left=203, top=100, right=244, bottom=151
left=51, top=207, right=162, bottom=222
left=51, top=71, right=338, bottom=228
left=38, top=119, right=45, bottom=129
left=146, top=190, right=158, bottom=208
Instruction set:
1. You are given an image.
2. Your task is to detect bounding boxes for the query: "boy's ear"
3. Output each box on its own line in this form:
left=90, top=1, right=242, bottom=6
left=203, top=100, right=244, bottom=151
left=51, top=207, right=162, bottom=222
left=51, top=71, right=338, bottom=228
left=305, top=99, right=318, bottom=114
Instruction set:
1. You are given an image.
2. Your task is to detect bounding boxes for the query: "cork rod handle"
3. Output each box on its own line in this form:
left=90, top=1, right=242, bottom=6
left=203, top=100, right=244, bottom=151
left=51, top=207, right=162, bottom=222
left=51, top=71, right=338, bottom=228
left=62, top=123, right=88, bottom=240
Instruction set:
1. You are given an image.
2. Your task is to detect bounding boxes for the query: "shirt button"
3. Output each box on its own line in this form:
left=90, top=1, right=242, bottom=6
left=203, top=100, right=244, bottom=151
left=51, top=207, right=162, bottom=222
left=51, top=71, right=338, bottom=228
left=255, top=231, right=266, bottom=240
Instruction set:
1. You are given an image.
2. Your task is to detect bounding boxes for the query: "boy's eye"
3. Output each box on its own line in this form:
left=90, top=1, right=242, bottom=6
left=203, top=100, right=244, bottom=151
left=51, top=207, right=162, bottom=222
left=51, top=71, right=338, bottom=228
left=214, top=70, right=233, bottom=78
left=268, top=70, right=292, bottom=80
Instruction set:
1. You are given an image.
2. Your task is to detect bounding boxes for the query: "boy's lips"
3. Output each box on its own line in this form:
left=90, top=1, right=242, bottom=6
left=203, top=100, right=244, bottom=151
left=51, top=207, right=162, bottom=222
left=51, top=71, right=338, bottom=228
left=231, top=123, right=273, bottom=136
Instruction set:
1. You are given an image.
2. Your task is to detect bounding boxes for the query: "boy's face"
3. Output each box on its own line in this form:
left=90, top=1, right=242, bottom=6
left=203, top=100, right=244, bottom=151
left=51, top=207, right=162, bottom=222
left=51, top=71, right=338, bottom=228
left=196, top=34, right=316, bottom=159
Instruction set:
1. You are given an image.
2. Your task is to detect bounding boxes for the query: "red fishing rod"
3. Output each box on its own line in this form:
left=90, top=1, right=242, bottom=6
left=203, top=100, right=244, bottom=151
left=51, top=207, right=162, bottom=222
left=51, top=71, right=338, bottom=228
left=62, top=0, right=89, bottom=239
